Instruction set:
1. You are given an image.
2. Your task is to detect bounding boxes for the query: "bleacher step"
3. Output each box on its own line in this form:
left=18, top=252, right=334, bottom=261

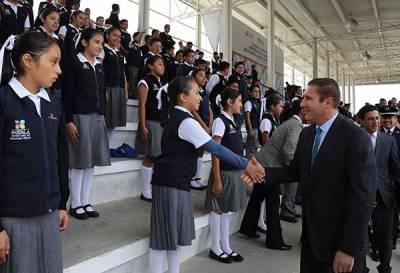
left=63, top=191, right=245, bottom=273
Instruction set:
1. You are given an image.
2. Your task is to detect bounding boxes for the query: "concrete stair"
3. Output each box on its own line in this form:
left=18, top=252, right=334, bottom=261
left=62, top=100, right=248, bottom=273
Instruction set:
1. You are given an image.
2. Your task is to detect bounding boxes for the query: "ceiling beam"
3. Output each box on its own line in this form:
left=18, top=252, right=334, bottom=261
left=370, top=0, right=391, bottom=78
left=291, top=0, right=353, bottom=77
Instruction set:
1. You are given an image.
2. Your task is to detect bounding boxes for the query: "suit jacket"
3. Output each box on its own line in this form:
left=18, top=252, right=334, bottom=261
left=265, top=115, right=377, bottom=261
left=381, top=126, right=400, bottom=155
left=256, top=115, right=303, bottom=168
left=374, top=132, right=400, bottom=209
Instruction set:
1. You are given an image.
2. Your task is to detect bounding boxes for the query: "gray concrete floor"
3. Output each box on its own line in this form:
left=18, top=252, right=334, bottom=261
left=181, top=220, right=400, bottom=273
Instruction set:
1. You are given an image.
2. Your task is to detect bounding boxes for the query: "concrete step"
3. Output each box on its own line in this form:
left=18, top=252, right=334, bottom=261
left=90, top=155, right=212, bottom=206
left=111, top=122, right=138, bottom=149
left=63, top=191, right=245, bottom=273
left=126, top=100, right=138, bottom=123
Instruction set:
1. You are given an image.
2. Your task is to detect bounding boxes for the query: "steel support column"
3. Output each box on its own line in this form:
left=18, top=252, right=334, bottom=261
left=267, top=0, right=275, bottom=88
left=138, top=0, right=150, bottom=34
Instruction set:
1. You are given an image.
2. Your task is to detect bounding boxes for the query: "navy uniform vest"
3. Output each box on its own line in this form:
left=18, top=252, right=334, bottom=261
left=248, top=97, right=261, bottom=129
left=103, top=46, right=125, bottom=88
left=63, top=24, right=80, bottom=58
left=198, top=89, right=210, bottom=125
left=0, top=84, right=69, bottom=217
left=210, top=74, right=228, bottom=116
left=219, top=114, right=244, bottom=170
left=151, top=108, right=200, bottom=191
left=142, top=74, right=164, bottom=122
left=0, top=1, right=30, bottom=44
left=258, top=112, right=279, bottom=145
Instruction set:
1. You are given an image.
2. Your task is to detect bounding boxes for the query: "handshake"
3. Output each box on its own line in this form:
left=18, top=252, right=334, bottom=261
left=241, top=157, right=266, bottom=185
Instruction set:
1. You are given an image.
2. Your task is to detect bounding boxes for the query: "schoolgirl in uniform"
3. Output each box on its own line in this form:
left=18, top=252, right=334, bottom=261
left=0, top=0, right=32, bottom=45
left=127, top=31, right=142, bottom=99
left=258, top=94, right=283, bottom=145
left=148, top=76, right=264, bottom=273
left=190, top=68, right=213, bottom=190
left=102, top=26, right=128, bottom=148
left=205, top=88, right=246, bottom=263
left=58, top=9, right=85, bottom=58
left=63, top=28, right=110, bottom=220
left=119, top=19, right=130, bottom=56
left=35, top=5, right=66, bottom=99
left=175, top=48, right=195, bottom=77
left=135, top=55, right=165, bottom=202
left=0, top=31, right=69, bottom=273
left=244, top=84, right=261, bottom=158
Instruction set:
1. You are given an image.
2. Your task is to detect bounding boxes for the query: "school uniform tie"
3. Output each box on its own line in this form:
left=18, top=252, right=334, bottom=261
left=310, top=127, right=322, bottom=169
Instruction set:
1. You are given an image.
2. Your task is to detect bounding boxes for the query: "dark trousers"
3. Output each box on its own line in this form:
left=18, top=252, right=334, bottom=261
left=300, top=239, right=368, bottom=273
left=239, top=183, right=283, bottom=246
left=393, top=203, right=399, bottom=246
left=371, top=206, right=393, bottom=273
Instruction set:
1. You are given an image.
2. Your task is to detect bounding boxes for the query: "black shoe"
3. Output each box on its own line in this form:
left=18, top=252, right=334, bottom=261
left=280, top=215, right=298, bottom=223
left=227, top=251, right=244, bottom=262
left=190, top=178, right=207, bottom=191
left=368, top=250, right=379, bottom=262
left=239, top=230, right=260, bottom=239
left=83, top=204, right=100, bottom=218
left=266, top=243, right=292, bottom=251
left=257, top=226, right=267, bottom=234
left=69, top=206, right=89, bottom=220
left=140, top=194, right=152, bottom=203
left=209, top=250, right=233, bottom=264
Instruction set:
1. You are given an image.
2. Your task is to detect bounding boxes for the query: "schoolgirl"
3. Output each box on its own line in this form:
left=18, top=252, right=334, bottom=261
left=58, top=0, right=79, bottom=27
left=58, top=9, right=85, bottom=58
left=244, top=84, right=261, bottom=158
left=148, top=76, right=264, bottom=273
left=102, top=26, right=128, bottom=148
left=205, top=88, right=247, bottom=263
left=135, top=55, right=165, bottom=202
left=0, top=31, right=69, bottom=273
left=0, top=0, right=32, bottom=45
left=258, top=94, right=284, bottom=145
left=119, top=19, right=131, bottom=56
left=190, top=68, right=213, bottom=190
left=175, top=48, right=195, bottom=77
left=127, top=31, right=143, bottom=99
left=63, top=28, right=110, bottom=220
left=35, top=5, right=66, bottom=99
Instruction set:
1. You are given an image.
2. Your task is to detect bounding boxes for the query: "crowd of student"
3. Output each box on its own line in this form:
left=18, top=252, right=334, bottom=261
left=1, top=1, right=400, bottom=273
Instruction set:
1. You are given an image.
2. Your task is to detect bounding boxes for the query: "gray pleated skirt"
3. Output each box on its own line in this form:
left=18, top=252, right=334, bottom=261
left=105, top=86, right=127, bottom=128
left=0, top=211, right=62, bottom=273
left=205, top=170, right=247, bottom=212
left=67, top=113, right=111, bottom=168
left=135, top=120, right=163, bottom=157
left=150, top=185, right=196, bottom=250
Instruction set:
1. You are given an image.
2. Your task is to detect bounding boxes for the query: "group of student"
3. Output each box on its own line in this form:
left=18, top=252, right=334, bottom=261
left=0, top=1, right=289, bottom=273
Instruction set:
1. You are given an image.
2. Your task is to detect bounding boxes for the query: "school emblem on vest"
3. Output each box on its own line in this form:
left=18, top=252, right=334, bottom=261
left=82, top=63, right=90, bottom=70
left=48, top=113, right=58, bottom=120
left=11, top=120, right=31, bottom=140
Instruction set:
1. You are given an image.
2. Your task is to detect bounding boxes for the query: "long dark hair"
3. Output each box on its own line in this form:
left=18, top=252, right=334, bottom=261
left=1, top=32, right=58, bottom=86
left=144, top=55, right=163, bottom=75
left=34, top=5, right=59, bottom=28
left=168, top=76, right=193, bottom=107
left=75, top=28, right=103, bottom=53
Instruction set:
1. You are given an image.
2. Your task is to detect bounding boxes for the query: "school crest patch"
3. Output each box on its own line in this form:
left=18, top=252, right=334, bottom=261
left=10, top=120, right=31, bottom=140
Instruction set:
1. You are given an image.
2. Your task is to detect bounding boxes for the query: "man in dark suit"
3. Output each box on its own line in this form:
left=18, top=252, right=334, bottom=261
left=380, top=106, right=400, bottom=246
left=243, top=78, right=377, bottom=273
left=358, top=105, right=400, bottom=273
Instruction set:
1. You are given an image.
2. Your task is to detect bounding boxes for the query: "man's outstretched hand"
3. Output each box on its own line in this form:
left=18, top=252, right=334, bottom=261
left=241, top=157, right=265, bottom=184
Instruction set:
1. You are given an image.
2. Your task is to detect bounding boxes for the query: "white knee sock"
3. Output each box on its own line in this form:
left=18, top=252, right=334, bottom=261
left=258, top=200, right=267, bottom=230
left=81, top=168, right=94, bottom=208
left=140, top=165, right=153, bottom=199
left=220, top=213, right=234, bottom=255
left=107, top=128, right=115, bottom=148
left=166, top=247, right=181, bottom=273
left=148, top=248, right=165, bottom=273
left=195, top=158, right=203, bottom=179
left=209, top=212, right=227, bottom=257
left=70, top=168, right=84, bottom=211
